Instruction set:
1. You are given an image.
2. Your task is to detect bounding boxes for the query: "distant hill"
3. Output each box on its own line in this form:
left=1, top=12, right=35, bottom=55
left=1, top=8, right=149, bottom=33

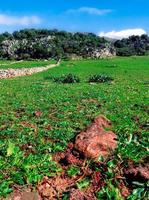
left=0, top=29, right=149, bottom=60
left=0, top=29, right=116, bottom=60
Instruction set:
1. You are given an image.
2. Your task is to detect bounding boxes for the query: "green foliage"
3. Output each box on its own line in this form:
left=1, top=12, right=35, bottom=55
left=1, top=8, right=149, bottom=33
left=88, top=74, right=113, bottom=83
left=0, top=29, right=108, bottom=60
left=67, top=166, right=80, bottom=177
left=96, top=181, right=122, bottom=200
left=0, top=60, right=55, bottom=69
left=76, top=178, right=90, bottom=189
left=114, top=34, right=149, bottom=56
left=1, top=29, right=149, bottom=59
left=127, top=181, right=149, bottom=200
left=53, top=73, right=80, bottom=84
left=0, top=181, right=13, bottom=198
left=0, top=57, right=148, bottom=198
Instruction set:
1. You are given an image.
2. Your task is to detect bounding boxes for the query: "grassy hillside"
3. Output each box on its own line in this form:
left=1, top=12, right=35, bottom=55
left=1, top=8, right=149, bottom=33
left=0, top=57, right=148, bottom=198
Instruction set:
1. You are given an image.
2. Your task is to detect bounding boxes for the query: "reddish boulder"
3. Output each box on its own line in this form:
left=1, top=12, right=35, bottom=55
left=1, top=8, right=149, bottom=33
left=75, top=115, right=117, bottom=160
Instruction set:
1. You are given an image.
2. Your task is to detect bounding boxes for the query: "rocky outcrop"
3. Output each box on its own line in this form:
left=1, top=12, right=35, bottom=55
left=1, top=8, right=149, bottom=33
left=91, top=44, right=116, bottom=59
left=92, top=47, right=116, bottom=59
left=0, top=36, right=116, bottom=60
left=1, top=36, right=54, bottom=59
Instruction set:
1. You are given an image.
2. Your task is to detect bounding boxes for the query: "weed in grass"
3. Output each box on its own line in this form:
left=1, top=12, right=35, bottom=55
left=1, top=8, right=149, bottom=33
left=53, top=73, right=80, bottom=84
left=88, top=74, right=113, bottom=83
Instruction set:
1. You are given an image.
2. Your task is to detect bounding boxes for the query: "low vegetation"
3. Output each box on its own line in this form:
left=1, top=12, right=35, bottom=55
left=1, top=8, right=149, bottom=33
left=0, top=56, right=148, bottom=199
left=88, top=74, right=113, bottom=83
left=0, top=29, right=109, bottom=60
left=53, top=73, right=80, bottom=84
left=114, top=34, right=149, bottom=56
left=0, top=29, right=149, bottom=60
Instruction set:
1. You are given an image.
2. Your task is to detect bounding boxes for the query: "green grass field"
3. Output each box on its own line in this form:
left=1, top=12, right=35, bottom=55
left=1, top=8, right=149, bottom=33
left=0, top=60, right=55, bottom=69
left=0, top=57, right=148, bottom=199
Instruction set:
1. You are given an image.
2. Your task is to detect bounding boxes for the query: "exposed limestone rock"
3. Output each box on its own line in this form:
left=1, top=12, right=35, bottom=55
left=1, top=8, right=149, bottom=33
left=1, top=36, right=54, bottom=59
left=92, top=44, right=116, bottom=59
left=0, top=62, right=60, bottom=79
left=0, top=37, right=116, bottom=60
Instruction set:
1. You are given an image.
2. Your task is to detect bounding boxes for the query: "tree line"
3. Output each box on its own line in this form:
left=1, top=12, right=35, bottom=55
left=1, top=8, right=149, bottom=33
left=114, top=34, right=149, bottom=56
left=0, top=29, right=149, bottom=60
left=0, top=29, right=107, bottom=60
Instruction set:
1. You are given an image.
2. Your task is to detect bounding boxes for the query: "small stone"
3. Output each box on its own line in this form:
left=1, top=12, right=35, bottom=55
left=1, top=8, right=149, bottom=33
left=34, top=111, right=43, bottom=117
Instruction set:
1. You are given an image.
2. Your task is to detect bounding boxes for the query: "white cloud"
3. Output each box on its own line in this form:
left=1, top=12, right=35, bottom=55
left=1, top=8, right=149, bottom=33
left=67, top=7, right=112, bottom=16
left=99, top=28, right=146, bottom=39
left=0, top=14, right=41, bottom=26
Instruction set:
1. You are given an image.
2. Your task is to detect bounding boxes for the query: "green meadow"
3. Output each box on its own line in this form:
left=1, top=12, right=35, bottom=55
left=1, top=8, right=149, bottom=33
left=0, top=56, right=148, bottom=198
left=0, top=60, right=55, bottom=69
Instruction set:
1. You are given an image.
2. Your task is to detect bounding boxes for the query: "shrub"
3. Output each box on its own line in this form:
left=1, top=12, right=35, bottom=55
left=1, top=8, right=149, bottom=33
left=53, top=73, right=80, bottom=84
left=88, top=74, right=113, bottom=83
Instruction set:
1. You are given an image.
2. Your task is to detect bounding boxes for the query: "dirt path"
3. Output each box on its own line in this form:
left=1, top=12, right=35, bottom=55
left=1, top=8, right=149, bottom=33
left=0, top=61, right=60, bottom=79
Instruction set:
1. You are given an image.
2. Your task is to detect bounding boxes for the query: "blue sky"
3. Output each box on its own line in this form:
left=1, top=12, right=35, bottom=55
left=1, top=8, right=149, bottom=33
left=0, top=0, right=149, bottom=38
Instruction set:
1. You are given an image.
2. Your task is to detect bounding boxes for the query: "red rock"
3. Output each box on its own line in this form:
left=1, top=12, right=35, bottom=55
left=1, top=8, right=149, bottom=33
left=46, top=124, right=52, bottom=130
left=92, top=171, right=102, bottom=190
left=65, top=153, right=82, bottom=165
left=38, top=176, right=71, bottom=199
left=69, top=188, right=96, bottom=200
left=75, top=115, right=117, bottom=160
left=124, top=162, right=149, bottom=182
left=67, top=142, right=74, bottom=150
left=53, top=152, right=66, bottom=162
left=69, top=189, right=84, bottom=200
left=34, top=111, right=43, bottom=117
left=53, top=142, right=83, bottom=166
left=20, top=121, right=36, bottom=129
left=118, top=182, right=130, bottom=198
left=94, top=115, right=112, bottom=128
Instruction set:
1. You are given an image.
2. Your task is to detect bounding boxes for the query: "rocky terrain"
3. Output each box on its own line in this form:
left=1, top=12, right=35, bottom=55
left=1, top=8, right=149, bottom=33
left=0, top=62, right=60, bottom=79
left=0, top=29, right=116, bottom=60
